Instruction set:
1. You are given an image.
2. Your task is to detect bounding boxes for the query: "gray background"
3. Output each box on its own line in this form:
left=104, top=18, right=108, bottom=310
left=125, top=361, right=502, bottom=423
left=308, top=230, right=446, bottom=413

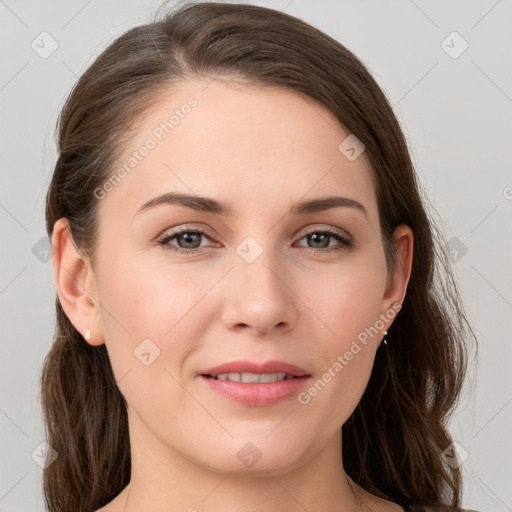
left=1, top=0, right=511, bottom=510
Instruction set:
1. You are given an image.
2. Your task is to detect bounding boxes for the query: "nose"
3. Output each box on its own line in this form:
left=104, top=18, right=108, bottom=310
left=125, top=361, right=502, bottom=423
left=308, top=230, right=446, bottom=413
left=221, top=251, right=298, bottom=337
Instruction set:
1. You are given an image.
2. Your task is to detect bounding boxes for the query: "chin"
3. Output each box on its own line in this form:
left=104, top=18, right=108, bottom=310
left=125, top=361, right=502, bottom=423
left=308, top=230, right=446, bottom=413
left=193, top=435, right=312, bottom=476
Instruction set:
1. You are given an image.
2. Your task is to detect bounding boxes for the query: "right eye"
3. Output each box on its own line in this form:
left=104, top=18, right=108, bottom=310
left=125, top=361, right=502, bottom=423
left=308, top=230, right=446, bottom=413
left=157, top=228, right=217, bottom=254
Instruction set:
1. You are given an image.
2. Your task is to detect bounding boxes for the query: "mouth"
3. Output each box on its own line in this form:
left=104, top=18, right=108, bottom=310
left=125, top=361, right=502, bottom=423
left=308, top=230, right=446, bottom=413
left=202, top=372, right=308, bottom=383
left=200, top=359, right=311, bottom=381
left=198, top=359, right=312, bottom=406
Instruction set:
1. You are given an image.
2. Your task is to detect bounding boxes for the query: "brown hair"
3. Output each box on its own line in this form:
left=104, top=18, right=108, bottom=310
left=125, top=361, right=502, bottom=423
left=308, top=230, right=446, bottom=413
left=41, top=2, right=476, bottom=511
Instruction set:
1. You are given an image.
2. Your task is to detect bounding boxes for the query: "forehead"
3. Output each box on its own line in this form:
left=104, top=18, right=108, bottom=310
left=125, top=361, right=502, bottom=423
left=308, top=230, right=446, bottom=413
left=97, top=78, right=377, bottom=221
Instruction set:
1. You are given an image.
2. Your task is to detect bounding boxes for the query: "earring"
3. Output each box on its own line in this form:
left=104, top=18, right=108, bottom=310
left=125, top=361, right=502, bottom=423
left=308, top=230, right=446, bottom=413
left=85, top=329, right=91, bottom=340
left=382, top=330, right=388, bottom=345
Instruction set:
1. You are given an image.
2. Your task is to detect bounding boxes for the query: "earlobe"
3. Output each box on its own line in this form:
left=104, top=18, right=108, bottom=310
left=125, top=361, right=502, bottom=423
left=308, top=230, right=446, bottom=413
left=51, top=218, right=104, bottom=346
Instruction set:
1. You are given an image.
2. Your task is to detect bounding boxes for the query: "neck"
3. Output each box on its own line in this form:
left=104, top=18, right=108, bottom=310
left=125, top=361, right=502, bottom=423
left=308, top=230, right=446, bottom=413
left=117, top=406, right=364, bottom=512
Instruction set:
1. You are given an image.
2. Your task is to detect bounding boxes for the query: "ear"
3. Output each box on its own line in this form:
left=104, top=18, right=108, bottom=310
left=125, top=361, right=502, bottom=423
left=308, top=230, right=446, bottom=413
left=379, top=224, right=414, bottom=327
left=51, top=218, right=104, bottom=346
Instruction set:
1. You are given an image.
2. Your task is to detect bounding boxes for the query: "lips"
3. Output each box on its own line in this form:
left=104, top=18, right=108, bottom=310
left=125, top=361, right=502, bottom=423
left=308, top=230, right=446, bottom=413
left=200, top=359, right=311, bottom=379
left=199, top=359, right=312, bottom=406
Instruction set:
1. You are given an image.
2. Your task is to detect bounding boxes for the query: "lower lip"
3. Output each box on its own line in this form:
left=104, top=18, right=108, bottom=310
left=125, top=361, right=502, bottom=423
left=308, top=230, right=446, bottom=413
left=200, top=375, right=312, bottom=407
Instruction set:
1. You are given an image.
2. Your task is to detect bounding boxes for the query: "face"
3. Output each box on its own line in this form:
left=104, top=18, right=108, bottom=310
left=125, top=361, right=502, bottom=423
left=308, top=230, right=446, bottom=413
left=75, top=79, right=410, bottom=475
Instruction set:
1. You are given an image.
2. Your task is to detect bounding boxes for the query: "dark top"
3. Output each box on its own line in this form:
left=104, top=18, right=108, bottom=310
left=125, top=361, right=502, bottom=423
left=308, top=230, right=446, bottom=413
left=402, top=506, right=481, bottom=511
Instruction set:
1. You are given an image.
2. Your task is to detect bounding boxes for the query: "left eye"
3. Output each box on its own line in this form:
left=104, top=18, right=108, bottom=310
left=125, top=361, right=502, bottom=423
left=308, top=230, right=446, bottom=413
left=157, top=228, right=352, bottom=254
left=296, top=230, right=352, bottom=251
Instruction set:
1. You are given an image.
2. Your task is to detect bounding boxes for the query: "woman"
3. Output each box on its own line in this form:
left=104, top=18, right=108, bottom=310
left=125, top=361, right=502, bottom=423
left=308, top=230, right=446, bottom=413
left=40, top=2, right=479, bottom=511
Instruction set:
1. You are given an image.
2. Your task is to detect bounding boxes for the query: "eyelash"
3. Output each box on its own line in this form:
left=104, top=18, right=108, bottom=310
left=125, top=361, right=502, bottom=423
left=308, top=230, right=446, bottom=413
left=156, top=226, right=353, bottom=255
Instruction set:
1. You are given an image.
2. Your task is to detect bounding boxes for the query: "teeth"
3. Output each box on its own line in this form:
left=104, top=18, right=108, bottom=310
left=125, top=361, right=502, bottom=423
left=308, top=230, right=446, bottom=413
left=214, top=372, right=288, bottom=383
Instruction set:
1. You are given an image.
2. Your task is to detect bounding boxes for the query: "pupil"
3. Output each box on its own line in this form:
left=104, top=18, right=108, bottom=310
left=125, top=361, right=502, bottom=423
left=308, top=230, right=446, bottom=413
left=310, top=233, right=328, bottom=248
left=180, top=232, right=200, bottom=248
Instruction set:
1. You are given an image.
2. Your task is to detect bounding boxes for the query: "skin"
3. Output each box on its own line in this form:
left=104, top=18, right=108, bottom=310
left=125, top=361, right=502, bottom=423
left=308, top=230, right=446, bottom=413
left=53, top=79, right=413, bottom=512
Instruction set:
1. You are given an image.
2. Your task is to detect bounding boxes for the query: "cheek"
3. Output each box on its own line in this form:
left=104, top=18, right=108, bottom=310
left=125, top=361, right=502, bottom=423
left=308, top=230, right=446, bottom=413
left=293, top=258, right=385, bottom=419
left=97, top=248, right=203, bottom=331
left=301, top=256, right=386, bottom=344
left=93, top=257, right=215, bottom=425
left=94, top=253, right=223, bottom=372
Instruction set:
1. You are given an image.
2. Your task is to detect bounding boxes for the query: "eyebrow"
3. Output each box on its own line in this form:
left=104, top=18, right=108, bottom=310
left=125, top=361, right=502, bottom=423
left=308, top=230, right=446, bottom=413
left=137, top=192, right=368, bottom=218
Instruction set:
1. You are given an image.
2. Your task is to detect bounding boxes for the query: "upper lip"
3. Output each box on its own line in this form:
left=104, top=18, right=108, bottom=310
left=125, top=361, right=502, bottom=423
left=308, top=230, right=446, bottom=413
left=201, top=360, right=310, bottom=378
